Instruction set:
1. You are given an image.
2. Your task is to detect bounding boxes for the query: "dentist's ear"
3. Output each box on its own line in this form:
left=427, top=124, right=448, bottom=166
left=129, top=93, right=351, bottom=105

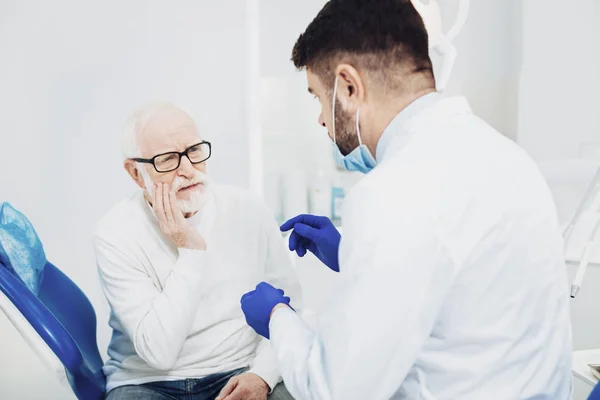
left=334, top=64, right=365, bottom=113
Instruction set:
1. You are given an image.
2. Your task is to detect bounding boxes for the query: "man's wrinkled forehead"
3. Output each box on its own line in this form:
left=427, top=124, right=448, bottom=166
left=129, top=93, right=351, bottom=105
left=137, top=108, right=201, bottom=157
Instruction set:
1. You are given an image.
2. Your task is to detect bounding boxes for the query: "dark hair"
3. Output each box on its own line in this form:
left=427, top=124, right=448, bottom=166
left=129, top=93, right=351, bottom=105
left=292, top=0, right=433, bottom=89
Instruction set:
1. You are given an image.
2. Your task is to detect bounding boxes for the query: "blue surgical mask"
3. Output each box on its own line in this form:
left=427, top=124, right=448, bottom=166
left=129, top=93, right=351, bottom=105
left=331, top=76, right=377, bottom=174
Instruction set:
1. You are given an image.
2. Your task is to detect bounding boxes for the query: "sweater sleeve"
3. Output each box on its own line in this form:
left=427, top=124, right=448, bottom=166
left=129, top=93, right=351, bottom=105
left=94, top=232, right=208, bottom=371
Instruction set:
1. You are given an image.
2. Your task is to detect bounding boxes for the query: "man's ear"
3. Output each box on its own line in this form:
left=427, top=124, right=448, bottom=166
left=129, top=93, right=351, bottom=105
left=334, top=63, right=365, bottom=113
left=124, top=160, right=146, bottom=190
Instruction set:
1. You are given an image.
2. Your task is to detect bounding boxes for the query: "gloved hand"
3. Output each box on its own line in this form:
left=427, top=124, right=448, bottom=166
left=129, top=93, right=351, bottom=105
left=280, top=214, right=341, bottom=272
left=240, top=282, right=293, bottom=339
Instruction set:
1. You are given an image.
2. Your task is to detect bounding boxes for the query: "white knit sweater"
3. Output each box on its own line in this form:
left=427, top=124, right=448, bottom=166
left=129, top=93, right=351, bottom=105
left=93, top=184, right=301, bottom=392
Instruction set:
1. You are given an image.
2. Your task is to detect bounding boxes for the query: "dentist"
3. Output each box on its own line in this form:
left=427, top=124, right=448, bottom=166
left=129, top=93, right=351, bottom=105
left=240, top=1, right=572, bottom=399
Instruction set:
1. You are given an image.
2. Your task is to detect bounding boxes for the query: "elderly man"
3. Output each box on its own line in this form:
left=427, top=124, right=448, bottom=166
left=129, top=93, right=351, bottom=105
left=93, top=103, right=300, bottom=400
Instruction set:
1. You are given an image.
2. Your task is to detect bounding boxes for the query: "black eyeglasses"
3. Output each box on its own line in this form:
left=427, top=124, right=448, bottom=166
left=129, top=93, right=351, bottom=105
left=133, top=141, right=212, bottom=173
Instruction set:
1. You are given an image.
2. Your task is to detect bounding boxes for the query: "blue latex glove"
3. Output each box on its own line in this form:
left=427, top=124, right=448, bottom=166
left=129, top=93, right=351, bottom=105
left=280, top=214, right=341, bottom=272
left=240, top=282, right=292, bottom=339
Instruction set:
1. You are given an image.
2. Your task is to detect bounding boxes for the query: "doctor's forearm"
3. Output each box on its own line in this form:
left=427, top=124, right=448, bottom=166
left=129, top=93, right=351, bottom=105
left=270, top=308, right=332, bottom=400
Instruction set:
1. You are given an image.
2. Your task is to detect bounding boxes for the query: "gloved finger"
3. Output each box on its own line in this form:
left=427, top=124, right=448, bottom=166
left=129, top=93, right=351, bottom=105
left=240, top=291, right=254, bottom=304
left=295, top=237, right=309, bottom=257
left=282, top=296, right=291, bottom=304
left=289, top=231, right=301, bottom=251
left=293, top=222, right=321, bottom=242
left=307, top=241, right=317, bottom=254
left=277, top=289, right=284, bottom=296
left=302, top=246, right=308, bottom=257
left=280, top=214, right=310, bottom=232
left=280, top=214, right=324, bottom=232
left=293, top=235, right=309, bottom=256
left=299, top=235, right=312, bottom=248
left=296, top=246, right=307, bottom=257
left=257, top=282, right=275, bottom=291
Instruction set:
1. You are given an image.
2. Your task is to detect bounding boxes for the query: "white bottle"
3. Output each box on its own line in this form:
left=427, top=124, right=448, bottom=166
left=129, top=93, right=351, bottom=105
left=309, top=170, right=331, bottom=218
left=331, top=174, right=345, bottom=224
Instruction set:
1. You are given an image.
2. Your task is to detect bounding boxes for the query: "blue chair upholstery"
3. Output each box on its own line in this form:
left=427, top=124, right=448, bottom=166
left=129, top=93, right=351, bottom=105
left=590, top=382, right=600, bottom=400
left=0, top=260, right=105, bottom=399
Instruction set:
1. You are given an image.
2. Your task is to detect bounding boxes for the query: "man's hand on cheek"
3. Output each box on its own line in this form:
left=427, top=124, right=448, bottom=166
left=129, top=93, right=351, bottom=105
left=216, top=373, right=269, bottom=400
left=152, top=182, right=206, bottom=250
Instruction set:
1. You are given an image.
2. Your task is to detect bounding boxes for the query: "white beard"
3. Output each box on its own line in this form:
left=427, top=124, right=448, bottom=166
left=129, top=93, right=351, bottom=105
left=173, top=175, right=211, bottom=214
left=138, top=166, right=211, bottom=215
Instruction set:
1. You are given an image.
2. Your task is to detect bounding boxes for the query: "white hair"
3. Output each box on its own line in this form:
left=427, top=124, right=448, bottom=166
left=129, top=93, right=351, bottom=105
left=122, top=102, right=210, bottom=215
left=121, top=102, right=189, bottom=160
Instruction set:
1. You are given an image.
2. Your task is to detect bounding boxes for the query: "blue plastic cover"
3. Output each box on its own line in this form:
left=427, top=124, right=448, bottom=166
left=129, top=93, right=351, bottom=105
left=0, top=202, right=46, bottom=294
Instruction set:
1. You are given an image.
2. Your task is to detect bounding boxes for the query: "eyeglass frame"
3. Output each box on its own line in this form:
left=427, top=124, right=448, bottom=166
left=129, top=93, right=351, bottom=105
left=132, top=141, right=212, bottom=173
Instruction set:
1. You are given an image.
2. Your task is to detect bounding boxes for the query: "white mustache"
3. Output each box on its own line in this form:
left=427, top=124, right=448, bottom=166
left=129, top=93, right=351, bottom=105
left=171, top=173, right=209, bottom=193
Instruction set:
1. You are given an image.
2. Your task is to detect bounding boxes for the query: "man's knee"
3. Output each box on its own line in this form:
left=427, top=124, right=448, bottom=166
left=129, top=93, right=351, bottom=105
left=268, top=382, right=295, bottom=400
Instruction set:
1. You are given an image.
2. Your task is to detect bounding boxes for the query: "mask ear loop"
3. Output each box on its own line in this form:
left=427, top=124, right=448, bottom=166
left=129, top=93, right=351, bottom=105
left=333, top=76, right=364, bottom=146
left=332, top=76, right=338, bottom=145
left=356, top=108, right=362, bottom=146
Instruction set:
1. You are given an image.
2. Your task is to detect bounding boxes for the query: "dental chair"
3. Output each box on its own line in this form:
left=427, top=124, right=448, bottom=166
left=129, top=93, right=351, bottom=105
left=0, top=260, right=105, bottom=399
left=590, top=382, right=600, bottom=400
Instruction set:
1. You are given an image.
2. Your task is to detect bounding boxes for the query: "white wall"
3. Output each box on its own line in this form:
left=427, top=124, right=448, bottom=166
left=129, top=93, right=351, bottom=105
left=518, top=0, right=600, bottom=161
left=517, top=2, right=600, bottom=398
left=438, top=0, right=522, bottom=139
left=257, top=0, right=335, bottom=220
left=258, top=0, right=327, bottom=79
left=0, top=1, right=251, bottom=398
left=519, top=0, right=600, bottom=348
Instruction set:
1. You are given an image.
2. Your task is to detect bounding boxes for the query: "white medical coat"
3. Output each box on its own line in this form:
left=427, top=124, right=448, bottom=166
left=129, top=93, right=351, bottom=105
left=270, top=96, right=573, bottom=400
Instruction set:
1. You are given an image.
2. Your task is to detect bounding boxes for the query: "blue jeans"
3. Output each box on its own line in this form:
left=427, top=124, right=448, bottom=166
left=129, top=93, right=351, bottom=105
left=105, top=368, right=294, bottom=400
